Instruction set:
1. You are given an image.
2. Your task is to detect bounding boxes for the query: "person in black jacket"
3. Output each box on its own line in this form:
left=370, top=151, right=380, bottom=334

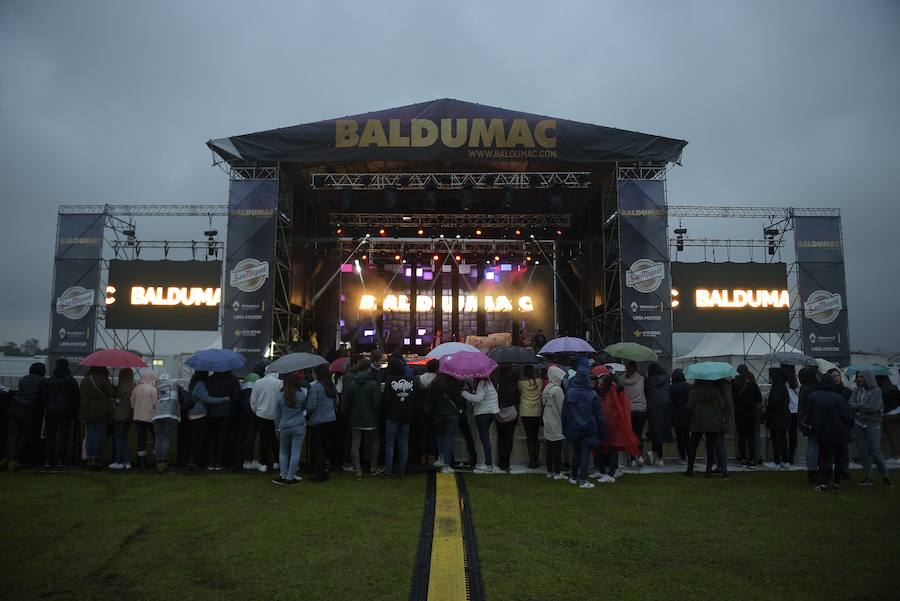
left=494, top=366, right=521, bottom=473
left=732, top=365, right=762, bottom=467
left=43, top=358, right=80, bottom=467
left=2, top=362, right=47, bottom=470
left=670, top=369, right=693, bottom=462
left=876, top=375, right=900, bottom=460
left=808, top=373, right=854, bottom=491
left=765, top=367, right=791, bottom=468
left=382, top=358, right=416, bottom=477
left=797, top=366, right=820, bottom=482
left=205, top=370, right=241, bottom=470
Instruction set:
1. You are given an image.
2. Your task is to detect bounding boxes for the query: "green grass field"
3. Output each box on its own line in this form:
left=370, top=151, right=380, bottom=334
left=2, top=470, right=898, bottom=601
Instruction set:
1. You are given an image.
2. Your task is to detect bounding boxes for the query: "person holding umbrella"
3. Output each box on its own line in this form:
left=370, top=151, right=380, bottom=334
left=109, top=368, right=135, bottom=470
left=205, top=370, right=241, bottom=471
left=589, top=365, right=637, bottom=482
left=517, top=365, right=544, bottom=469
left=644, top=363, right=672, bottom=466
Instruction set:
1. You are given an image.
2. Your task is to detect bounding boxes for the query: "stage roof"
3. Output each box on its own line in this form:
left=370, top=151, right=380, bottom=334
left=207, top=98, right=687, bottom=167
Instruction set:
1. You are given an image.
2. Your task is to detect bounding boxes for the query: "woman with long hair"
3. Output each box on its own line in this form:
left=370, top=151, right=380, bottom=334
left=494, top=366, right=520, bottom=473
left=517, top=365, right=543, bottom=469
left=273, top=374, right=308, bottom=484
left=732, top=365, right=761, bottom=467
left=307, top=364, right=338, bottom=481
left=110, top=368, right=135, bottom=470
left=79, top=366, right=114, bottom=470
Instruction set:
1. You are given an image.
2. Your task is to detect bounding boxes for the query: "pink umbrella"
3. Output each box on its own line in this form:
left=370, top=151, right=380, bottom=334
left=438, top=351, right=498, bottom=380
left=329, top=357, right=350, bottom=373
left=80, top=349, right=148, bottom=369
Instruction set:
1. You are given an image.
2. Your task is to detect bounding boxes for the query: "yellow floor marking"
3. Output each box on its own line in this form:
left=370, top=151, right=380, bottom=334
left=426, top=473, right=468, bottom=601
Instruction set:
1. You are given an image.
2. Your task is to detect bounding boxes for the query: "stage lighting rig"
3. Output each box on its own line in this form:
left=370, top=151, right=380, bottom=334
left=674, top=227, right=687, bottom=252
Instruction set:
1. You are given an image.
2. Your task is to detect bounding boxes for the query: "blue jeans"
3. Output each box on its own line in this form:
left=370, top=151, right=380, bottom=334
left=854, top=423, right=889, bottom=480
left=85, top=419, right=106, bottom=459
left=384, top=419, right=411, bottom=475
left=113, top=422, right=130, bottom=465
left=279, top=425, right=306, bottom=479
left=571, top=443, right=591, bottom=482
left=805, top=436, right=819, bottom=472
left=435, top=415, right=458, bottom=464
left=711, top=431, right=728, bottom=474
left=474, top=414, right=494, bottom=466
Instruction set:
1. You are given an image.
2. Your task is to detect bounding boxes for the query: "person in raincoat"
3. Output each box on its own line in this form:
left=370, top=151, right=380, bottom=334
left=562, top=360, right=605, bottom=489
left=590, top=365, right=640, bottom=482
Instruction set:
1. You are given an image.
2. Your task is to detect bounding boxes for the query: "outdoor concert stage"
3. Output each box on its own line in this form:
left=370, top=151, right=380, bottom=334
left=206, top=98, right=687, bottom=362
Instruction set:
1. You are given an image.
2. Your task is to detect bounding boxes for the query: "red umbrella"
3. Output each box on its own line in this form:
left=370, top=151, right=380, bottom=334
left=80, top=349, right=147, bottom=369
left=329, top=357, right=350, bottom=373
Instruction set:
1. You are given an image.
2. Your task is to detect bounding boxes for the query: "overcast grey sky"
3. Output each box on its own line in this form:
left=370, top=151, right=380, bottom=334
left=1, top=0, right=898, bottom=354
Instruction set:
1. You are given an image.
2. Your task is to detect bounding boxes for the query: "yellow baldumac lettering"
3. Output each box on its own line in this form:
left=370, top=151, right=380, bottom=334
left=335, top=120, right=359, bottom=147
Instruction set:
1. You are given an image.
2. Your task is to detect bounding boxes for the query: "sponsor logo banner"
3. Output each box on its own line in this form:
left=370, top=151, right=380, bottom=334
left=48, top=213, right=105, bottom=354
left=617, top=179, right=672, bottom=364
left=222, top=180, right=278, bottom=368
left=794, top=216, right=850, bottom=361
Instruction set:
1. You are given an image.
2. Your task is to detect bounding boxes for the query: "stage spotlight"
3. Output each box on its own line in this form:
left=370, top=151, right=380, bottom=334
left=417, top=229, right=424, bottom=236
left=556, top=229, right=563, bottom=236
left=336, top=228, right=343, bottom=236
left=765, top=228, right=779, bottom=256
left=432, top=254, right=440, bottom=262
left=340, top=187, right=352, bottom=210
left=502, top=184, right=514, bottom=208
left=424, top=183, right=438, bottom=210
left=526, top=255, right=533, bottom=262
left=549, top=185, right=563, bottom=210
left=494, top=255, right=500, bottom=261
left=461, top=184, right=474, bottom=211
left=394, top=254, right=401, bottom=261
left=674, top=227, right=687, bottom=252
left=475, top=229, right=482, bottom=236
left=379, top=228, right=386, bottom=236
left=455, top=255, right=462, bottom=262
left=515, top=228, right=521, bottom=236
left=361, top=254, right=368, bottom=260
left=384, top=186, right=398, bottom=208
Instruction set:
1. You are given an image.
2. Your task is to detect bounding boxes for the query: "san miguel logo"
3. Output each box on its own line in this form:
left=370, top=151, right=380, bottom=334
left=625, top=259, right=665, bottom=293
left=334, top=118, right=557, bottom=155
left=230, top=258, right=270, bottom=293
left=56, top=286, right=95, bottom=320
left=804, top=289, right=842, bottom=325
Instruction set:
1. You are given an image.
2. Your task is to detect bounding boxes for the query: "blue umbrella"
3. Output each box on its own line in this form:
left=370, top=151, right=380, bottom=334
left=538, top=336, right=595, bottom=355
left=684, top=361, right=738, bottom=381
left=185, top=349, right=246, bottom=372
left=844, top=364, right=891, bottom=377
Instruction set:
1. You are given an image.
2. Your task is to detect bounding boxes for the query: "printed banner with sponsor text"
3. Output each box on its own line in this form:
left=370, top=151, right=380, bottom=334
left=617, top=179, right=673, bottom=366
left=794, top=216, right=850, bottom=363
left=222, top=179, right=277, bottom=368
left=48, top=213, right=105, bottom=354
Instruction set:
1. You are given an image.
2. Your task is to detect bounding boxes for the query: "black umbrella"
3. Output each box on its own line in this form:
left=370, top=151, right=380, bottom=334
left=488, top=346, right=539, bottom=365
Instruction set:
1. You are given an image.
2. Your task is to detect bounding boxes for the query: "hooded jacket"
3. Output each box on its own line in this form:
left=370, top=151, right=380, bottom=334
left=670, top=370, right=693, bottom=429
left=849, top=370, right=883, bottom=426
left=433, top=374, right=464, bottom=418
left=112, top=368, right=135, bottom=423
left=251, top=372, right=283, bottom=420
left=562, top=368, right=605, bottom=447
left=382, top=359, right=417, bottom=423
left=79, top=369, right=115, bottom=421
left=540, top=366, right=566, bottom=442
left=731, top=369, right=762, bottom=419
left=808, top=374, right=853, bottom=444
left=13, top=363, right=48, bottom=411
left=463, top=378, right=500, bottom=417
left=131, top=372, right=159, bottom=422
left=306, top=379, right=337, bottom=425
left=797, top=366, right=819, bottom=433
left=153, top=374, right=181, bottom=422
left=45, top=361, right=79, bottom=418
left=346, top=369, right=381, bottom=429
left=764, top=368, right=791, bottom=430
left=517, top=376, right=543, bottom=417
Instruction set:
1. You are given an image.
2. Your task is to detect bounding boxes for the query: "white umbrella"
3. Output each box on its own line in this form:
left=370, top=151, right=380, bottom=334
left=426, top=342, right=480, bottom=359
left=267, top=352, right=327, bottom=374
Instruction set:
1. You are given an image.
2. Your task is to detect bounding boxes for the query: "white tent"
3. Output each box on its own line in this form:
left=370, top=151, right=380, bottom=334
left=675, top=333, right=803, bottom=383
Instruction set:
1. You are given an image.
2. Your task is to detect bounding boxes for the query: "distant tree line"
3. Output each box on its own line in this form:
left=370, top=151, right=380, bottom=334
left=0, top=338, right=47, bottom=357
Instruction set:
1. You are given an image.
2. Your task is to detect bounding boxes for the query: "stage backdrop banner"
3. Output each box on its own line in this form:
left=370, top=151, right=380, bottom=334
left=48, top=213, right=105, bottom=355
left=222, top=179, right=278, bottom=367
left=617, top=179, right=672, bottom=365
left=794, top=215, right=850, bottom=363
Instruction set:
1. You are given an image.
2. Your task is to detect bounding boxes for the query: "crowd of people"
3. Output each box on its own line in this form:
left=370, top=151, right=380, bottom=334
left=1, top=353, right=897, bottom=491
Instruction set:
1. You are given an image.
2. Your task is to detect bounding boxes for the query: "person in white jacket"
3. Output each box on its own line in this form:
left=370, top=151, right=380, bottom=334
left=250, top=370, right=282, bottom=473
left=542, top=366, right=566, bottom=480
left=462, top=377, right=503, bottom=474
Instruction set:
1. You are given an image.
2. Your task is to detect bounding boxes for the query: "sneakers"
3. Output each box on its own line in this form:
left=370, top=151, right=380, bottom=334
left=258, top=465, right=269, bottom=473
left=654, top=458, right=665, bottom=467
left=598, top=474, right=616, bottom=484
left=108, top=463, right=124, bottom=470
left=491, top=465, right=506, bottom=474
left=629, top=459, right=638, bottom=469
left=588, top=471, right=603, bottom=480
left=273, top=462, right=280, bottom=470
left=814, top=484, right=828, bottom=492
left=207, top=465, right=216, bottom=471
left=646, top=450, right=657, bottom=464
left=247, top=460, right=261, bottom=470
left=568, top=477, right=577, bottom=485
left=292, top=475, right=303, bottom=482
left=242, top=461, right=252, bottom=470
left=341, top=463, right=356, bottom=473
left=474, top=463, right=490, bottom=473
left=553, top=472, right=568, bottom=480
left=213, top=465, right=225, bottom=471
left=441, top=466, right=456, bottom=474
left=433, top=456, right=445, bottom=468
left=578, top=481, right=595, bottom=489
left=124, top=463, right=132, bottom=470
left=371, top=465, right=385, bottom=476
left=857, top=479, right=875, bottom=487
left=613, top=467, right=625, bottom=479
left=637, top=456, right=645, bottom=467
left=272, top=477, right=288, bottom=485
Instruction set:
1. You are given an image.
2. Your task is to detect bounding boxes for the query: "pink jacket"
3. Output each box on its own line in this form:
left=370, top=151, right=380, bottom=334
left=130, top=372, right=159, bottom=422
